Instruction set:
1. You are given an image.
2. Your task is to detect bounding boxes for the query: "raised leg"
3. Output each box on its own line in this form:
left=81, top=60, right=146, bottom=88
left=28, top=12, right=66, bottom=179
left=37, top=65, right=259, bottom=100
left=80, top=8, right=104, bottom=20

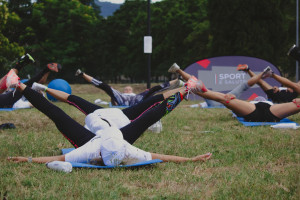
left=18, top=84, right=96, bottom=148
left=122, top=87, right=186, bottom=120
left=270, top=98, right=300, bottom=119
left=194, top=89, right=256, bottom=116
left=176, top=69, right=192, bottom=81
left=37, top=86, right=103, bottom=115
left=247, top=69, right=273, bottom=91
left=121, top=91, right=185, bottom=144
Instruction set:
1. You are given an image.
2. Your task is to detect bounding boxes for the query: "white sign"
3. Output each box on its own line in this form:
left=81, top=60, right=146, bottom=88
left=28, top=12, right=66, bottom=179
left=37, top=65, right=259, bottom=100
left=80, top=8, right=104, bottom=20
left=144, top=36, right=152, bottom=53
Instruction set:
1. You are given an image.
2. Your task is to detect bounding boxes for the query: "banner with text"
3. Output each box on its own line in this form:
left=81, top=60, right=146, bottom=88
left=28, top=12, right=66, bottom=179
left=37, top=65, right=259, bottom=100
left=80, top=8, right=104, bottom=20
left=184, top=56, right=281, bottom=101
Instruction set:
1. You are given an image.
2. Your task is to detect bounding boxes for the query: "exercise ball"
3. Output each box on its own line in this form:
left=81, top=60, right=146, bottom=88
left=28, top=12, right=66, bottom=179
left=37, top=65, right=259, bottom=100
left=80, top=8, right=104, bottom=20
left=47, top=79, right=72, bottom=101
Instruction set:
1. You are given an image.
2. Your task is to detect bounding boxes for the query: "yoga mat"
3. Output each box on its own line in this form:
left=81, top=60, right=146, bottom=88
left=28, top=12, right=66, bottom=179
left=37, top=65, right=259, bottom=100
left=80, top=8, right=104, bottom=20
left=0, top=107, right=31, bottom=111
left=235, top=116, right=299, bottom=127
left=0, top=108, right=16, bottom=111
left=62, top=148, right=163, bottom=168
left=109, top=102, right=129, bottom=108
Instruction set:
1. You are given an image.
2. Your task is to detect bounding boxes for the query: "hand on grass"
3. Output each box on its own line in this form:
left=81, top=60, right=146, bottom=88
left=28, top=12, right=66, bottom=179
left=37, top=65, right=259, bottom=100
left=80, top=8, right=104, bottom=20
left=191, top=152, right=212, bottom=162
left=7, top=156, right=28, bottom=163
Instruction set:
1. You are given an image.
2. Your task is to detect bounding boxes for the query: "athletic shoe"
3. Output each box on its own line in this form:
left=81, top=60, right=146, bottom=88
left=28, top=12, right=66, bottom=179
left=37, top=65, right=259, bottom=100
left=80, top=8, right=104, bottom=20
left=287, top=44, right=300, bottom=62
left=168, top=63, right=180, bottom=73
left=32, top=82, right=48, bottom=92
left=47, top=63, right=62, bottom=72
left=15, top=53, right=35, bottom=69
left=75, top=69, right=83, bottom=76
left=237, top=64, right=249, bottom=71
left=5, top=69, right=20, bottom=89
left=261, top=66, right=273, bottom=79
left=168, top=79, right=185, bottom=90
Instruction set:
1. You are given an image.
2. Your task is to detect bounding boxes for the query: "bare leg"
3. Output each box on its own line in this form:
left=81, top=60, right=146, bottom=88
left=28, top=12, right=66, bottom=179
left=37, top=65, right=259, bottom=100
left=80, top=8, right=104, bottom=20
left=247, top=71, right=265, bottom=86
left=18, top=83, right=26, bottom=91
left=38, top=72, right=50, bottom=84
left=270, top=98, right=300, bottom=118
left=169, top=79, right=179, bottom=85
left=247, top=69, right=273, bottom=91
left=82, top=73, right=94, bottom=83
left=175, top=69, right=192, bottom=81
left=271, top=74, right=300, bottom=93
left=45, top=87, right=70, bottom=102
left=194, top=89, right=256, bottom=116
left=12, top=68, right=19, bottom=74
left=162, top=87, right=186, bottom=99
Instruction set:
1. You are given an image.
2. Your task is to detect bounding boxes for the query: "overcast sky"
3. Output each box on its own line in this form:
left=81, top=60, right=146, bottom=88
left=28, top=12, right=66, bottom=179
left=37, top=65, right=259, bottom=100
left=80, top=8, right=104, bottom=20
left=98, top=0, right=162, bottom=3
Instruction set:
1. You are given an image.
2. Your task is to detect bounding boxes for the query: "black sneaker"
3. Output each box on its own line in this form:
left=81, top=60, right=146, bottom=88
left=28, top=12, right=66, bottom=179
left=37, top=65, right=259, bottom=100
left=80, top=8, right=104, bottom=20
left=287, top=44, right=300, bottom=62
left=15, top=53, right=35, bottom=70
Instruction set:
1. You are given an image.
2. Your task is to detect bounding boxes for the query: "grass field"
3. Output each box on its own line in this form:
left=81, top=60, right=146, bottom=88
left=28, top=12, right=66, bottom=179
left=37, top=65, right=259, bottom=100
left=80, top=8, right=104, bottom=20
left=0, top=84, right=299, bottom=199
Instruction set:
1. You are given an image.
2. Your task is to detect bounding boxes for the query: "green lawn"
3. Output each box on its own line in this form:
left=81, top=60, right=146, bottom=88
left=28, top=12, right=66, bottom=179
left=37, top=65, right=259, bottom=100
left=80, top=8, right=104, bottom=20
left=0, top=84, right=299, bottom=199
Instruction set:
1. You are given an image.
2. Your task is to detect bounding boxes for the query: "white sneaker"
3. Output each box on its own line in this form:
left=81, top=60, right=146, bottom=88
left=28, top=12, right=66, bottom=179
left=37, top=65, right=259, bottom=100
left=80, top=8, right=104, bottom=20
left=148, top=120, right=162, bottom=133
left=168, top=79, right=185, bottom=90
left=31, top=82, right=47, bottom=91
left=94, top=99, right=102, bottom=104
left=75, top=69, right=83, bottom=76
left=168, top=63, right=180, bottom=73
left=261, top=66, right=273, bottom=79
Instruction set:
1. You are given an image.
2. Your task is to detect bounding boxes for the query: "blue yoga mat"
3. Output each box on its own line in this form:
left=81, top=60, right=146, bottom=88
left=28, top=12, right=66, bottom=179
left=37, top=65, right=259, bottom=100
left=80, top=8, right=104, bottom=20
left=204, top=105, right=226, bottom=109
left=0, top=107, right=31, bottom=111
left=108, top=102, right=129, bottom=108
left=0, top=108, right=16, bottom=111
left=61, top=148, right=163, bottom=168
left=236, top=116, right=299, bottom=127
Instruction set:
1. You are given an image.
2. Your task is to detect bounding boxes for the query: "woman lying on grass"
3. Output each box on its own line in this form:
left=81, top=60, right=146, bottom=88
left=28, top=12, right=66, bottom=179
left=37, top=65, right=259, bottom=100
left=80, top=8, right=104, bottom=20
left=31, top=81, right=187, bottom=139
left=6, top=71, right=211, bottom=166
left=75, top=69, right=184, bottom=106
left=169, top=64, right=300, bottom=122
left=237, top=64, right=300, bottom=103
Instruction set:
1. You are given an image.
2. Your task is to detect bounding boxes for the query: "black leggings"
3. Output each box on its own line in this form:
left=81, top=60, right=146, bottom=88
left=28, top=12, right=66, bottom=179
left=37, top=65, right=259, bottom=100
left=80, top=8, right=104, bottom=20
left=22, top=87, right=183, bottom=147
left=0, top=68, right=50, bottom=108
left=136, top=84, right=168, bottom=99
left=91, top=79, right=118, bottom=103
left=67, top=94, right=164, bottom=121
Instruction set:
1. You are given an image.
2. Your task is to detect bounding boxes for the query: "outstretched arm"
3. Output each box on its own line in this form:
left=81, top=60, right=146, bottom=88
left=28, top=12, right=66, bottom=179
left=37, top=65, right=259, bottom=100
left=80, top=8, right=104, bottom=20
left=150, top=152, right=212, bottom=163
left=8, top=155, right=65, bottom=164
left=271, top=74, right=300, bottom=93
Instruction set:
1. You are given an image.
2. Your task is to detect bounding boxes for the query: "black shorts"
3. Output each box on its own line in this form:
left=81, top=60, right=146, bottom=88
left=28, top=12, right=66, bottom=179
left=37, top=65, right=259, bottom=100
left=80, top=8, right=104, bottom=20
left=265, top=89, right=298, bottom=103
left=243, top=102, right=281, bottom=122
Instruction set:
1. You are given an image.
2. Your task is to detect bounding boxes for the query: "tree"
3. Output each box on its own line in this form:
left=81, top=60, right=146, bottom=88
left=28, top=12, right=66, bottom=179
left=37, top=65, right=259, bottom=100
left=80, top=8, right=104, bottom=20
left=0, top=1, right=24, bottom=75
left=207, top=0, right=297, bottom=75
left=27, top=0, right=104, bottom=81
